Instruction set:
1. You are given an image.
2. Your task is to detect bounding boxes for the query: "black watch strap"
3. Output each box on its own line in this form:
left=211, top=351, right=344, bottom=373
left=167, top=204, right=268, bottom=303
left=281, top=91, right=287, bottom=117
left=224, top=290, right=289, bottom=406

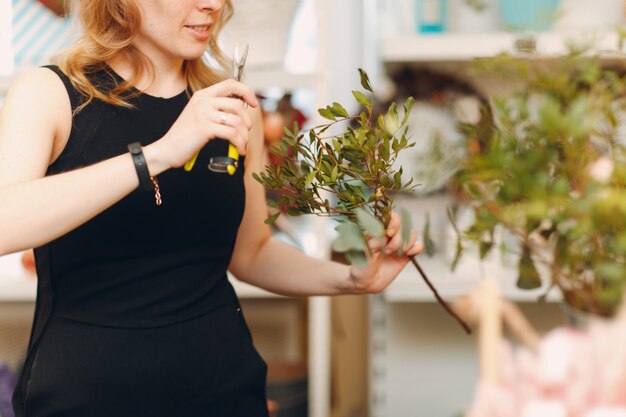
left=128, top=142, right=153, bottom=192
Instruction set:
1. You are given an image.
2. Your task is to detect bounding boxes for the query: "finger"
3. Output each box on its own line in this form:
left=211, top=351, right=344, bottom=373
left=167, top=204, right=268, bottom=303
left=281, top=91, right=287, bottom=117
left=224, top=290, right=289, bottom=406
left=219, top=112, right=250, bottom=154
left=214, top=109, right=247, bottom=133
left=404, top=229, right=418, bottom=250
left=207, top=79, right=259, bottom=108
left=401, top=229, right=423, bottom=256
left=210, top=97, right=254, bottom=129
left=233, top=118, right=250, bottom=154
left=367, top=236, right=384, bottom=255
left=406, top=240, right=424, bottom=256
left=386, top=211, right=400, bottom=237
left=385, top=230, right=402, bottom=255
left=232, top=101, right=253, bottom=131
left=210, top=123, right=248, bottom=155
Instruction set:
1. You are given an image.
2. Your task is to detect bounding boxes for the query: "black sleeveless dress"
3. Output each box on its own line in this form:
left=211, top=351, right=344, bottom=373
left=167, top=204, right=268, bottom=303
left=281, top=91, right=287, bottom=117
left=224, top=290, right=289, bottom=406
left=12, top=65, right=269, bottom=417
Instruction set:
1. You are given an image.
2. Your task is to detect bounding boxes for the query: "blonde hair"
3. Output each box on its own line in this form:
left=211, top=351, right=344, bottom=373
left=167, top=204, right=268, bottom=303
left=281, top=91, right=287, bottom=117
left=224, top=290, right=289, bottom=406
left=57, top=0, right=233, bottom=113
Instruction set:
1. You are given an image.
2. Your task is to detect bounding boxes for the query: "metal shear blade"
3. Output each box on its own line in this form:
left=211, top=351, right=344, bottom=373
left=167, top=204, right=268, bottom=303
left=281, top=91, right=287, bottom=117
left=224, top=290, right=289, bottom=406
left=233, top=43, right=249, bottom=82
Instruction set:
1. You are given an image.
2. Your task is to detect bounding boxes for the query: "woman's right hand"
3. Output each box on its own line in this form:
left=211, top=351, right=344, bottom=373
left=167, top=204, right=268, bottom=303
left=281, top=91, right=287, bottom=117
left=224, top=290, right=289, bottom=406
left=154, top=79, right=259, bottom=170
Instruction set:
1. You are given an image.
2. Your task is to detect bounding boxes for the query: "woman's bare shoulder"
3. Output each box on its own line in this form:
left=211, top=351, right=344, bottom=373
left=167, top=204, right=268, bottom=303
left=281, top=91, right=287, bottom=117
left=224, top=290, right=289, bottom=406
left=0, top=67, right=72, bottom=183
left=6, top=67, right=70, bottom=106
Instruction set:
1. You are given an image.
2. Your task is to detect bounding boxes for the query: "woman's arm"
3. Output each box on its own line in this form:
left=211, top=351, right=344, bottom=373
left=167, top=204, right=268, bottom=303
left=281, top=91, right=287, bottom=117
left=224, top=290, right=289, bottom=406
left=229, top=109, right=423, bottom=297
left=0, top=68, right=170, bottom=255
left=0, top=69, right=257, bottom=256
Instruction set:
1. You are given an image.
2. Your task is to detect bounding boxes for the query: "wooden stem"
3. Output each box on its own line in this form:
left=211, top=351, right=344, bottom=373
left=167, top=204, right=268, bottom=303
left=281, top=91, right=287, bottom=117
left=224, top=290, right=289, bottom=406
left=409, top=256, right=472, bottom=334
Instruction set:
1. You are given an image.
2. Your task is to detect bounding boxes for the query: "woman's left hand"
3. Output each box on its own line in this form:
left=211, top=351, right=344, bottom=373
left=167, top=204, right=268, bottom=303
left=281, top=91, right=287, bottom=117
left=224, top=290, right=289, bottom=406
left=347, top=211, right=424, bottom=294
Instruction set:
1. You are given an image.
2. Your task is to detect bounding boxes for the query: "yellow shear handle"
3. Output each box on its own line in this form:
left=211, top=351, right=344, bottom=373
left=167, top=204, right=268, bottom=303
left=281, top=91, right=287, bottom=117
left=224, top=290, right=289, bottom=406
left=183, top=144, right=239, bottom=174
left=226, top=144, right=239, bottom=175
left=183, top=152, right=200, bottom=172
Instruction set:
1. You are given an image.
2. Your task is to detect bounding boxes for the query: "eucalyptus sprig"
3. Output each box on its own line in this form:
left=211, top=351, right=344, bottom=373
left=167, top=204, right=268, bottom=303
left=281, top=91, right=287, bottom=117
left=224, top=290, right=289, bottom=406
left=254, top=69, right=471, bottom=333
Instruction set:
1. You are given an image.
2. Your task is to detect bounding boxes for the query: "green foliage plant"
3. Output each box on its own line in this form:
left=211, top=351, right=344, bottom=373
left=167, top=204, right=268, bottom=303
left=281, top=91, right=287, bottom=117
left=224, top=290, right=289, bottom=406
left=253, top=69, right=471, bottom=333
left=451, top=50, right=626, bottom=317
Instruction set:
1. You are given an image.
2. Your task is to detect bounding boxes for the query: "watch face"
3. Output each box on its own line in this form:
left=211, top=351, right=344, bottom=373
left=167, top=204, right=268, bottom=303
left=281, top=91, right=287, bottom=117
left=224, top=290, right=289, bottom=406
left=128, top=142, right=142, bottom=154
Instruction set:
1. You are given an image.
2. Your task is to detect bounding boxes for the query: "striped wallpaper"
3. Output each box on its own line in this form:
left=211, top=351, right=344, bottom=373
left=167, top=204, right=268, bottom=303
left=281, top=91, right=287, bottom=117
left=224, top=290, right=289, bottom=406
left=11, top=0, right=77, bottom=68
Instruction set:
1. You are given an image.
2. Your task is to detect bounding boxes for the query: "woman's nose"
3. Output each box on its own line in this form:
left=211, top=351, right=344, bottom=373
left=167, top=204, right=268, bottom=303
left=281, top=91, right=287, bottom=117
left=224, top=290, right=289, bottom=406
left=197, top=0, right=225, bottom=13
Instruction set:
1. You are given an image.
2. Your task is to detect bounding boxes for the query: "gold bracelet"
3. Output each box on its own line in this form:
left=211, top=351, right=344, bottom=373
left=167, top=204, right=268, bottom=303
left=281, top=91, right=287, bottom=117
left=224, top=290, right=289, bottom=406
left=150, top=176, right=162, bottom=206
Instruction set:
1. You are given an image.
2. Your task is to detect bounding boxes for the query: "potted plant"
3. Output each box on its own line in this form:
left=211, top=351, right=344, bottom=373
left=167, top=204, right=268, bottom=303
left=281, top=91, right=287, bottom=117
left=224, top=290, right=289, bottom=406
left=449, top=49, right=626, bottom=318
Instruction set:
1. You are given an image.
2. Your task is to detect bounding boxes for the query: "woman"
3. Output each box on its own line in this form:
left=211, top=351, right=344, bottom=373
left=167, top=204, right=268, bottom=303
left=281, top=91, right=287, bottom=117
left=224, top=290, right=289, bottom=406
left=0, top=1, right=423, bottom=416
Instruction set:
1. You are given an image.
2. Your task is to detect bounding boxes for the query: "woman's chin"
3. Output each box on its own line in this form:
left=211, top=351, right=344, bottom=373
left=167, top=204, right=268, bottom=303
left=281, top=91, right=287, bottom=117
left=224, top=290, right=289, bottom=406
left=180, top=48, right=208, bottom=62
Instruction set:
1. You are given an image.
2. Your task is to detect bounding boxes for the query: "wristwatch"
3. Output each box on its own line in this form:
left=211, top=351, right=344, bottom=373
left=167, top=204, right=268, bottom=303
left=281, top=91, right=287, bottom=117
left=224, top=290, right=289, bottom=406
left=128, top=142, right=153, bottom=192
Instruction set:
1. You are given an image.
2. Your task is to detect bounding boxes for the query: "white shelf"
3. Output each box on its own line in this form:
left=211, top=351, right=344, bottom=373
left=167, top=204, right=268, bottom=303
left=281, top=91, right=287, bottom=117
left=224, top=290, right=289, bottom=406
left=0, top=275, right=36, bottom=302
left=380, top=30, right=624, bottom=62
left=384, top=251, right=561, bottom=303
left=0, top=253, right=36, bottom=302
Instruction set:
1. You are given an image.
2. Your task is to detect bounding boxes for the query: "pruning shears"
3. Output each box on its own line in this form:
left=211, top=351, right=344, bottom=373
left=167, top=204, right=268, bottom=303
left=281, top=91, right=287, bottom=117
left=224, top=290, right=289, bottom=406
left=184, top=43, right=249, bottom=175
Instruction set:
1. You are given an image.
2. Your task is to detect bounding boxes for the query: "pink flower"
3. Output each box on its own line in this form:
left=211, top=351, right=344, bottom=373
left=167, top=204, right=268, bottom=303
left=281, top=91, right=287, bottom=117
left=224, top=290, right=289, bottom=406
left=520, top=400, right=567, bottom=417
left=585, top=407, right=626, bottom=417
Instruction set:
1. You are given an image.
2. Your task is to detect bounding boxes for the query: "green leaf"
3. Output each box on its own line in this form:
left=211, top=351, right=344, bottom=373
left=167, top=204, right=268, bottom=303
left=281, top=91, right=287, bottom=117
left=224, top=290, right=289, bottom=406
left=596, top=262, right=625, bottom=282
left=331, top=165, right=339, bottom=183
left=385, top=102, right=399, bottom=133
left=392, top=138, right=399, bottom=154
left=393, top=169, right=403, bottom=188
left=282, top=125, right=295, bottom=139
left=318, top=107, right=336, bottom=121
left=517, top=246, right=542, bottom=290
left=346, top=250, right=368, bottom=266
left=332, top=236, right=352, bottom=253
left=444, top=204, right=463, bottom=268
left=480, top=230, right=494, bottom=259
left=356, top=208, right=385, bottom=238
left=381, top=136, right=391, bottom=161
left=332, top=139, right=342, bottom=152
left=358, top=68, right=373, bottom=92
left=423, top=213, right=436, bottom=256
left=305, top=170, right=318, bottom=186
left=332, top=102, right=349, bottom=118
left=480, top=240, right=494, bottom=259
left=336, top=221, right=367, bottom=251
left=451, top=241, right=463, bottom=270
left=352, top=90, right=372, bottom=110
left=399, top=208, right=412, bottom=256
left=401, top=97, right=415, bottom=126
left=264, top=212, right=280, bottom=225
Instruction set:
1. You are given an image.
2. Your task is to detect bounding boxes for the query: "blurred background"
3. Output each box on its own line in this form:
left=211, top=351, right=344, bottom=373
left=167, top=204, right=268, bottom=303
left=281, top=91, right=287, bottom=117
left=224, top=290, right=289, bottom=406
left=2, top=1, right=626, bottom=417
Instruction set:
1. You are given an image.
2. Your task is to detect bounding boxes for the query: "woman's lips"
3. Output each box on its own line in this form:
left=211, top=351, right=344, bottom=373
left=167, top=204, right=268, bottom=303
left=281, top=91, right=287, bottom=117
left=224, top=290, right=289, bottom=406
left=184, top=25, right=211, bottom=41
